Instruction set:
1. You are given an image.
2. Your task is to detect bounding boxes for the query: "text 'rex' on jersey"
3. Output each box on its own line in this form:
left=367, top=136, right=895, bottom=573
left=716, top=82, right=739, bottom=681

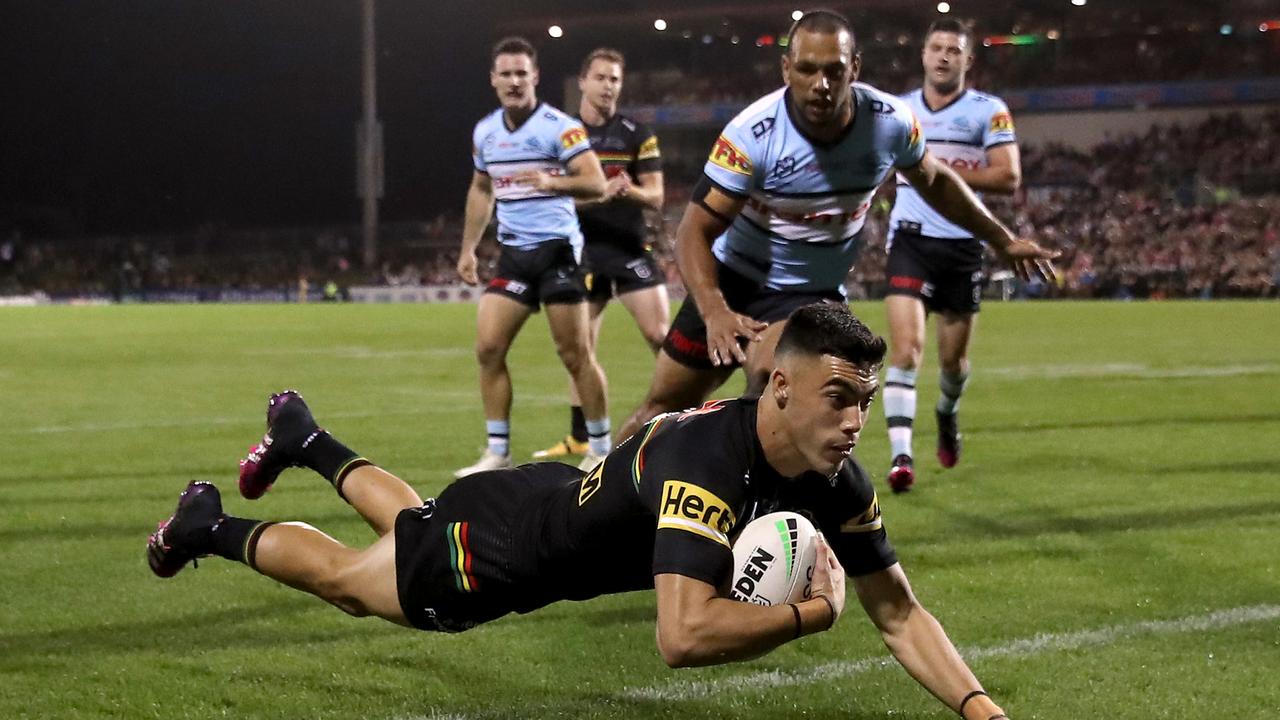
left=702, top=83, right=925, bottom=294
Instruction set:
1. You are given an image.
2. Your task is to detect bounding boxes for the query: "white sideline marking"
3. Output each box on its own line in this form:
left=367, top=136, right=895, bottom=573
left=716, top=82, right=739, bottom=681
left=7, top=394, right=572, bottom=435
left=619, top=604, right=1280, bottom=703
left=986, top=362, right=1279, bottom=380
left=243, top=346, right=471, bottom=359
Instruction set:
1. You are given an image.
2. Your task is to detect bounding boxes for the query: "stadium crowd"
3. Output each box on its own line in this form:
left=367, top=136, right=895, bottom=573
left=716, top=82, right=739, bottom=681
left=4, top=112, right=1278, bottom=302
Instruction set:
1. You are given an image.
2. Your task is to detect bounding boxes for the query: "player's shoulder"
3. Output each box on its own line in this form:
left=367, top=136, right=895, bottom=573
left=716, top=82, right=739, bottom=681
left=473, top=107, right=504, bottom=134
left=724, top=87, right=788, bottom=143
left=962, top=88, right=1011, bottom=113
left=615, top=113, right=654, bottom=139
left=536, top=103, right=582, bottom=127
left=856, top=82, right=916, bottom=123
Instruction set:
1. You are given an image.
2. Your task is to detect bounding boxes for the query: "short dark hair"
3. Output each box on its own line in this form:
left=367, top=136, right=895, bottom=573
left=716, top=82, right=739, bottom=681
left=492, top=36, right=537, bottom=66
left=924, top=19, right=974, bottom=51
left=580, top=47, right=625, bottom=77
left=785, top=9, right=857, bottom=52
left=774, top=304, right=886, bottom=368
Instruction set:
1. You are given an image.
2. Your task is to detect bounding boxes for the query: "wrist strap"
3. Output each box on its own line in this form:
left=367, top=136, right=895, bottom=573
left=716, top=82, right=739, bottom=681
left=958, top=690, right=988, bottom=716
left=816, top=594, right=836, bottom=630
left=788, top=603, right=802, bottom=639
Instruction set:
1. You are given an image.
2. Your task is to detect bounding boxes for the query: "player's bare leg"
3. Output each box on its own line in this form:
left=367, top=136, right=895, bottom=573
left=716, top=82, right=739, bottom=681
left=617, top=284, right=671, bottom=353
left=933, top=310, right=976, bottom=469
left=536, top=298, right=609, bottom=459
left=339, top=464, right=423, bottom=537
left=616, top=349, right=734, bottom=442
left=884, top=294, right=927, bottom=492
left=458, top=293, right=533, bottom=476
left=545, top=300, right=611, bottom=465
left=251, top=520, right=409, bottom=625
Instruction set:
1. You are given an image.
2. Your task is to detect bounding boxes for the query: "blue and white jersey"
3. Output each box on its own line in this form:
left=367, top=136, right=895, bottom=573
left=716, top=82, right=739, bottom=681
left=472, top=103, right=593, bottom=249
left=703, top=84, right=925, bottom=293
left=889, top=88, right=1016, bottom=242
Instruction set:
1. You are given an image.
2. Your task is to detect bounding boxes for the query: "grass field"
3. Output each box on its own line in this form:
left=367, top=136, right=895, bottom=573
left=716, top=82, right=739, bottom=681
left=2, top=300, right=1278, bottom=720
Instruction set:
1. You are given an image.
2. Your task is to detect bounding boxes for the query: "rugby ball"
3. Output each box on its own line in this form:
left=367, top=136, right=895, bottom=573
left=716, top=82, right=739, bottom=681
left=729, top=511, right=819, bottom=606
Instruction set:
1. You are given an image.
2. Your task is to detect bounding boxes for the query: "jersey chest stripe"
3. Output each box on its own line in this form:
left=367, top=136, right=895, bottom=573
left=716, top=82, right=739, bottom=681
left=631, top=416, right=669, bottom=491
left=760, top=185, right=878, bottom=199
left=496, top=195, right=560, bottom=204
left=735, top=212, right=859, bottom=244
left=484, top=157, right=558, bottom=166
left=926, top=139, right=983, bottom=148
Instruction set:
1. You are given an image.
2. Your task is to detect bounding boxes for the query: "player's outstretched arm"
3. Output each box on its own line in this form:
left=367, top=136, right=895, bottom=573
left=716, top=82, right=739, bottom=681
left=654, top=535, right=844, bottom=668
left=853, top=564, right=1009, bottom=720
left=457, top=170, right=495, bottom=284
left=675, top=183, right=765, bottom=366
left=901, top=152, right=1056, bottom=283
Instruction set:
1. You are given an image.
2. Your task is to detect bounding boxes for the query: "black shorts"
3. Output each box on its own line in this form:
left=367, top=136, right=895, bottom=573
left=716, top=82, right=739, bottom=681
left=394, top=462, right=582, bottom=633
left=885, top=231, right=985, bottom=314
left=583, top=242, right=664, bottom=303
left=662, top=263, right=844, bottom=369
left=485, top=240, right=588, bottom=309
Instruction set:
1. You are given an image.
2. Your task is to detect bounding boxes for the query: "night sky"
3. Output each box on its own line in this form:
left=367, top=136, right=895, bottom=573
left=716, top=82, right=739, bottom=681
left=5, top=1, right=598, bottom=236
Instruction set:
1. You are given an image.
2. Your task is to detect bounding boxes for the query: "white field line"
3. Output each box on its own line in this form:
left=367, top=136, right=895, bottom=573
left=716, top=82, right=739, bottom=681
left=984, top=362, right=1279, bottom=380
left=619, top=604, right=1280, bottom=703
left=6, top=393, right=571, bottom=435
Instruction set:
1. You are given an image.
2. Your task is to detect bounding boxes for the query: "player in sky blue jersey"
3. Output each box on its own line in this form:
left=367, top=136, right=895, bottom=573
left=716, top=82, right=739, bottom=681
left=455, top=37, right=612, bottom=478
left=881, top=20, right=1025, bottom=494
left=615, top=10, right=1057, bottom=447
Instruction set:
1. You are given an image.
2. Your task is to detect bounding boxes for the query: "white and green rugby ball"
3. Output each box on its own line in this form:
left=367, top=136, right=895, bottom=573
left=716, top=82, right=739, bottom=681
left=729, top=511, right=819, bottom=605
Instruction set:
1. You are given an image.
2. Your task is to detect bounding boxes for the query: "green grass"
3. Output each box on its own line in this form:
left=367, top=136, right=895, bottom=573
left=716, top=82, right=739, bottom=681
left=1, top=301, right=1278, bottom=719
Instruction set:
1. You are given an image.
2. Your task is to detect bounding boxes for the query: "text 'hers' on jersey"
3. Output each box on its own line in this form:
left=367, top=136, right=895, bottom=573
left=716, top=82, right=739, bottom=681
left=890, top=88, right=1017, bottom=241
left=703, top=85, right=926, bottom=294
left=472, top=104, right=592, bottom=249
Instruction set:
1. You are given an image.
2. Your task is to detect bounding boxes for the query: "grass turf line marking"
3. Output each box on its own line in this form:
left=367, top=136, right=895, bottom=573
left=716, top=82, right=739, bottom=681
left=985, top=363, right=1279, bottom=380
left=619, top=604, right=1280, bottom=702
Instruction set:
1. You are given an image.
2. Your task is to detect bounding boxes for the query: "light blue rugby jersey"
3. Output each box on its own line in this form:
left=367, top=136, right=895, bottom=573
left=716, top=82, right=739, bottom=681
left=703, top=83, right=925, bottom=293
left=889, top=88, right=1016, bottom=242
left=472, top=103, right=593, bottom=250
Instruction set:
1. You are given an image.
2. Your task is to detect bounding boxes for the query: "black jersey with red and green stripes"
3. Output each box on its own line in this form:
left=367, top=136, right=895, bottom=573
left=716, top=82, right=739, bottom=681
left=466, top=397, right=896, bottom=616
left=575, top=113, right=661, bottom=253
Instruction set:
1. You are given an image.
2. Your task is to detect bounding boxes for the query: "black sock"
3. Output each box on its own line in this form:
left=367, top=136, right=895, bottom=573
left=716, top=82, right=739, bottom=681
left=570, top=406, right=588, bottom=443
left=210, top=516, right=275, bottom=569
left=299, top=431, right=367, bottom=487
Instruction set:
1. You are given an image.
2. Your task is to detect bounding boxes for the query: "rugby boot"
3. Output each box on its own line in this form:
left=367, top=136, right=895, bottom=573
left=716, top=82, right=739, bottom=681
left=936, top=410, right=962, bottom=469
left=238, top=390, right=322, bottom=499
left=146, top=481, right=224, bottom=578
left=453, top=449, right=513, bottom=479
left=532, top=435, right=589, bottom=459
left=887, top=454, right=915, bottom=494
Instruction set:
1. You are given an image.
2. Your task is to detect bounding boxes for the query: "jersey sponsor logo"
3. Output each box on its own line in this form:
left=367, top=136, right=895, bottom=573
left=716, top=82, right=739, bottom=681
left=637, top=136, right=660, bottom=160
left=839, top=492, right=884, bottom=533
left=769, top=156, right=798, bottom=179
left=488, top=277, right=528, bottom=295
left=709, top=135, right=753, bottom=176
left=750, top=117, right=775, bottom=139
left=578, top=461, right=603, bottom=506
left=989, top=111, right=1014, bottom=134
left=869, top=99, right=895, bottom=115
left=560, top=127, right=588, bottom=149
left=729, top=545, right=776, bottom=605
left=658, top=480, right=737, bottom=547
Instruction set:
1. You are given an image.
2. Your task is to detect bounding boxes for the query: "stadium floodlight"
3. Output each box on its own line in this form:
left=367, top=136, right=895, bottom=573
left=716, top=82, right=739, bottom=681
left=731, top=35, right=740, bottom=44
left=654, top=19, right=667, bottom=31
left=937, top=2, right=951, bottom=13
left=792, top=10, right=803, bottom=21
left=547, top=25, right=563, bottom=38
left=1220, top=24, right=1232, bottom=35
left=1047, top=29, right=1061, bottom=40
left=1071, top=0, right=1086, bottom=6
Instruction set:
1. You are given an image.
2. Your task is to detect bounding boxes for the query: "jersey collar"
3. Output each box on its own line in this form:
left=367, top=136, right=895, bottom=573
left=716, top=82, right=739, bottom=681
left=502, top=102, right=544, bottom=133
left=783, top=86, right=859, bottom=150
left=919, top=87, right=969, bottom=114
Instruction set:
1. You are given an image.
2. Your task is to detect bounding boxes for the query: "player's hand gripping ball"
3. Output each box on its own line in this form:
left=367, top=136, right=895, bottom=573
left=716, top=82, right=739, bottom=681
left=729, top=512, right=819, bottom=605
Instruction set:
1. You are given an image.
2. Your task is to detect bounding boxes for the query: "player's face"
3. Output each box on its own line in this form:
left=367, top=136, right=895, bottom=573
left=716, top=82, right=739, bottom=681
left=782, top=28, right=859, bottom=129
left=922, top=31, right=971, bottom=93
left=579, top=59, right=622, bottom=114
left=780, top=353, right=879, bottom=477
left=491, top=53, right=539, bottom=110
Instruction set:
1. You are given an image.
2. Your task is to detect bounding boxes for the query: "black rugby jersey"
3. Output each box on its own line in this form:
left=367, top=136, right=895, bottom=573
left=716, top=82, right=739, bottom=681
left=441, top=397, right=896, bottom=617
left=576, top=113, right=661, bottom=253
